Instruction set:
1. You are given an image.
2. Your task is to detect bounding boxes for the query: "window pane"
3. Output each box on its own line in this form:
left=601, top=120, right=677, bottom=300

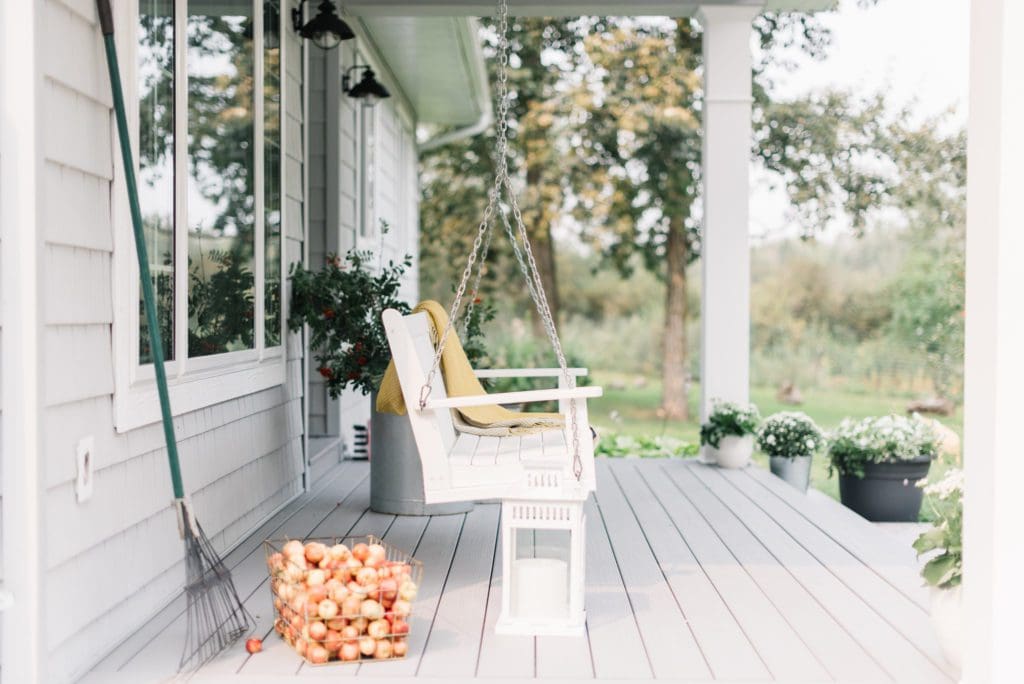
left=138, top=0, right=175, bottom=364
left=187, top=0, right=255, bottom=357
left=264, top=0, right=282, bottom=347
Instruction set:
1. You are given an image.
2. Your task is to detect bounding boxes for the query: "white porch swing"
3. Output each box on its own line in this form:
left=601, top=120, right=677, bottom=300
left=380, top=0, right=602, bottom=637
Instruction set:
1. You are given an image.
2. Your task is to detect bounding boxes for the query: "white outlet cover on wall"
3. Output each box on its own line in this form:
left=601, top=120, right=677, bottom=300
left=76, top=436, right=95, bottom=503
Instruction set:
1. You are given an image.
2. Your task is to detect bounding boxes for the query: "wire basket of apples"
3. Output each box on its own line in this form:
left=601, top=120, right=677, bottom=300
left=264, top=536, right=421, bottom=665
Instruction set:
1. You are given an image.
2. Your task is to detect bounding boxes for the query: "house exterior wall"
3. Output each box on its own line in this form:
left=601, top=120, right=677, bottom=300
left=32, top=2, right=307, bottom=681
left=0, top=2, right=433, bottom=679
left=307, top=41, right=421, bottom=455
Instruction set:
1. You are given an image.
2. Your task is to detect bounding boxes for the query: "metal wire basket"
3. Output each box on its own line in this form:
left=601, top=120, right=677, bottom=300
left=264, top=535, right=422, bottom=665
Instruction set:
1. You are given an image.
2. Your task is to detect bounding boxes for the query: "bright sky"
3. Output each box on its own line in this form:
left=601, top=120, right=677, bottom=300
left=752, top=0, right=969, bottom=239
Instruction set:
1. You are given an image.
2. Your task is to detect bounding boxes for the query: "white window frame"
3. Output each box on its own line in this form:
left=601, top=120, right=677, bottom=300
left=356, top=52, right=380, bottom=246
left=112, top=0, right=287, bottom=433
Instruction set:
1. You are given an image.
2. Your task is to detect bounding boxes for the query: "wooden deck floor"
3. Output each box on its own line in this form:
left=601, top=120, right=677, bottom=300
left=83, top=459, right=954, bottom=683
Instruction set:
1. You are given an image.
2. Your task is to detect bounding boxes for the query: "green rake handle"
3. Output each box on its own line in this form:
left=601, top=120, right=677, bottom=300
left=98, top=0, right=186, bottom=500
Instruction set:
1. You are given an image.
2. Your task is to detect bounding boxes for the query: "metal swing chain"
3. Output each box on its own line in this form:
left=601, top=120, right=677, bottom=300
left=419, top=0, right=513, bottom=403
left=419, top=0, right=583, bottom=482
left=461, top=220, right=494, bottom=336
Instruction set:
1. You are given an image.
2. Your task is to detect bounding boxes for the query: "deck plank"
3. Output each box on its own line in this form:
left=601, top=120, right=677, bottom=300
left=296, top=493, right=397, bottom=677
left=742, top=466, right=929, bottom=609
left=687, top=463, right=950, bottom=683
left=593, top=460, right=711, bottom=680
left=357, top=513, right=466, bottom=678
left=608, top=461, right=774, bottom=681
left=89, top=464, right=356, bottom=676
left=85, top=458, right=954, bottom=684
left=664, top=462, right=891, bottom=683
left=475, top=514, right=535, bottom=680
left=721, top=467, right=948, bottom=671
left=232, top=473, right=375, bottom=678
left=582, top=496, right=651, bottom=680
left=112, top=465, right=366, bottom=680
left=415, top=504, right=500, bottom=678
left=534, top=525, right=594, bottom=679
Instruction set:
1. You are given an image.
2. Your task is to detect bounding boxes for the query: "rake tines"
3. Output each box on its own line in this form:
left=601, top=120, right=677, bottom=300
left=178, top=508, right=254, bottom=672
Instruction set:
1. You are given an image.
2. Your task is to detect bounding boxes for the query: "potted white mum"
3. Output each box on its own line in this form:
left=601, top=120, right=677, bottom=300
left=913, top=468, right=963, bottom=672
left=700, top=400, right=761, bottom=469
left=828, top=414, right=938, bottom=521
left=757, top=412, right=823, bottom=492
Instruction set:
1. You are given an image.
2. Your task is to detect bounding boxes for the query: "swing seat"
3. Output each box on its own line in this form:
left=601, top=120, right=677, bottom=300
left=381, top=308, right=602, bottom=504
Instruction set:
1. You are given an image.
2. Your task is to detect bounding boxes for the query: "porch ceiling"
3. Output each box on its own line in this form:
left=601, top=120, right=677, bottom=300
left=346, top=0, right=837, bottom=17
left=358, top=16, right=490, bottom=126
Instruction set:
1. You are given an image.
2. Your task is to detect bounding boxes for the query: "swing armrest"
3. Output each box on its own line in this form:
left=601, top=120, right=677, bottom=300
left=425, top=386, right=602, bottom=410
left=473, top=367, right=588, bottom=379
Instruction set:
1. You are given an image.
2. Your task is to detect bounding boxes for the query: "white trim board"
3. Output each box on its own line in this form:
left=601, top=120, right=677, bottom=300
left=0, top=0, right=43, bottom=679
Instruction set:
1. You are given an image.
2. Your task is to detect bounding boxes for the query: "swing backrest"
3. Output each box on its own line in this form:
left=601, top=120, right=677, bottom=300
left=381, top=309, right=458, bottom=495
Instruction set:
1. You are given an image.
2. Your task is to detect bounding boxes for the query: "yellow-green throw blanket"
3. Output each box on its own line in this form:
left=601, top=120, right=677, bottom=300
left=377, top=300, right=564, bottom=436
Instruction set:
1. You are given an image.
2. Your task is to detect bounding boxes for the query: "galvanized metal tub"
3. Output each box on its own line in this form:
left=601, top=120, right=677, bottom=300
left=769, top=454, right=813, bottom=492
left=369, top=394, right=473, bottom=516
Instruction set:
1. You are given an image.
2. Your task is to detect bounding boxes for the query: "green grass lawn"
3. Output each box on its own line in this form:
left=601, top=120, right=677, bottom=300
left=587, top=371, right=962, bottom=516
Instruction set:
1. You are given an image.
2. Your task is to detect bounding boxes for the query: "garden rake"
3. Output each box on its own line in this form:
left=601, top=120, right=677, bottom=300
left=95, top=0, right=253, bottom=671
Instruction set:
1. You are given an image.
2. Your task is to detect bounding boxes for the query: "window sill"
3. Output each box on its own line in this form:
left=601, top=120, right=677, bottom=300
left=113, top=352, right=286, bottom=434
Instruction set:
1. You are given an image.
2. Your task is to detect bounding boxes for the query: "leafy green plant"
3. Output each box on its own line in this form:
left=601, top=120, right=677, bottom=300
left=477, top=332, right=589, bottom=396
left=828, top=414, right=938, bottom=478
left=188, top=250, right=255, bottom=356
left=700, top=400, right=761, bottom=448
left=757, top=411, right=823, bottom=459
left=913, top=468, right=963, bottom=588
left=595, top=433, right=698, bottom=459
left=460, top=293, right=495, bottom=370
left=288, top=223, right=411, bottom=397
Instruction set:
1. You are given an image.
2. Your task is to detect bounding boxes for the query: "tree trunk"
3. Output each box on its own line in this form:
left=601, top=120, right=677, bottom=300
left=661, top=214, right=690, bottom=420
left=524, top=162, right=560, bottom=339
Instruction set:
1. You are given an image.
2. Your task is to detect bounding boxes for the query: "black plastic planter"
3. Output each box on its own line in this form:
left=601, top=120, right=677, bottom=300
left=838, top=457, right=932, bottom=522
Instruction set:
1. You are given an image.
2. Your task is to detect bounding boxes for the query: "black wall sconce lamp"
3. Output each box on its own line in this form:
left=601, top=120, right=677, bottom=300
left=292, top=0, right=354, bottom=50
left=343, top=65, right=390, bottom=107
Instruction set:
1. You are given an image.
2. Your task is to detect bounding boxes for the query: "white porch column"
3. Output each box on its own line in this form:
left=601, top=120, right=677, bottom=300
left=963, top=0, right=1024, bottom=681
left=697, top=5, right=760, bottom=420
left=0, top=0, right=42, bottom=680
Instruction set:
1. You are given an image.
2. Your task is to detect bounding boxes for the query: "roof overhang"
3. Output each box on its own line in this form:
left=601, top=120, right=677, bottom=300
left=347, top=0, right=837, bottom=17
left=356, top=16, right=491, bottom=126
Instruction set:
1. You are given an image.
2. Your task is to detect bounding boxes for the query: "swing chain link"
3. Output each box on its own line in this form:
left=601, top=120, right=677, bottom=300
left=462, top=219, right=493, bottom=336
left=419, top=0, right=584, bottom=483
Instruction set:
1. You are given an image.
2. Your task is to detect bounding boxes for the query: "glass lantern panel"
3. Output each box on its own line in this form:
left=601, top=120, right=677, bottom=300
left=511, top=529, right=571, bottom=621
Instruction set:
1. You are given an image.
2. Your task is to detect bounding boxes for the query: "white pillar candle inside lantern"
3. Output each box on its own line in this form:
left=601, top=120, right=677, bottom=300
left=511, top=558, right=568, bottom=620
left=497, top=501, right=586, bottom=636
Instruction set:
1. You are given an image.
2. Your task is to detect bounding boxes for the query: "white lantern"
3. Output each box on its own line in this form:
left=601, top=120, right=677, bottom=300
left=495, top=500, right=586, bottom=636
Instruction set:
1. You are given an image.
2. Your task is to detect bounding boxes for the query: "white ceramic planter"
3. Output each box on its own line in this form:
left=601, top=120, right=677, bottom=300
left=929, top=585, right=963, bottom=672
left=710, top=435, right=754, bottom=469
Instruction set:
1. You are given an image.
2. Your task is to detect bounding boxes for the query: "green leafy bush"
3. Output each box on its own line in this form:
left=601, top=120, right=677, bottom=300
left=460, top=295, right=496, bottom=370
left=699, top=400, right=761, bottom=448
left=913, top=468, right=963, bottom=588
left=757, top=411, right=823, bottom=459
left=288, top=224, right=411, bottom=397
left=827, top=414, right=938, bottom=478
left=595, top=433, right=698, bottom=459
left=476, top=331, right=589, bottom=395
